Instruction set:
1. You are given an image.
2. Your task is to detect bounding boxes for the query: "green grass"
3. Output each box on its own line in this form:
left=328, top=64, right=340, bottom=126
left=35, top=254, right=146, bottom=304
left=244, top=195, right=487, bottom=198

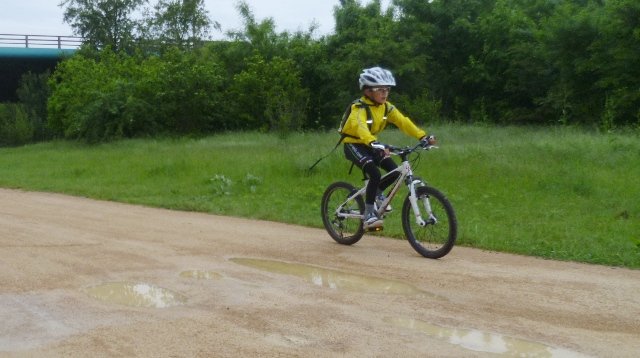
left=0, top=125, right=638, bottom=268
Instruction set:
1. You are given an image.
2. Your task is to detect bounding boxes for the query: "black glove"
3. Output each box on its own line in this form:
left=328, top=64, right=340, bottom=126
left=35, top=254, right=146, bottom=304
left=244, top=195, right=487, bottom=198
left=420, top=135, right=436, bottom=148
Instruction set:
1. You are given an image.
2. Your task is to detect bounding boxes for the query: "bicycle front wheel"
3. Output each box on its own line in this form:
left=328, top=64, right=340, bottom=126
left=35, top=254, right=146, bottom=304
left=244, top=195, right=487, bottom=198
left=321, top=181, right=365, bottom=245
left=402, top=186, right=457, bottom=259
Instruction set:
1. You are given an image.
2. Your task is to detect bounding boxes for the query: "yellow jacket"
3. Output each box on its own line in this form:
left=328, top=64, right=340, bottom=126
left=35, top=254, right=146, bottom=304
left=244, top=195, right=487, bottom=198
left=340, top=96, right=426, bottom=145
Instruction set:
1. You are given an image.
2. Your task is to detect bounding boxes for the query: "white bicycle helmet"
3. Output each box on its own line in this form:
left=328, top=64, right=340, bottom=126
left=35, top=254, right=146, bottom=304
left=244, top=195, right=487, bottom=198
left=358, top=66, right=396, bottom=90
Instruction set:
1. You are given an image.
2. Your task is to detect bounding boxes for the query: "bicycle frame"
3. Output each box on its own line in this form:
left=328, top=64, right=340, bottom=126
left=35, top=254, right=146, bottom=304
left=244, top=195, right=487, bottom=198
left=334, top=145, right=434, bottom=227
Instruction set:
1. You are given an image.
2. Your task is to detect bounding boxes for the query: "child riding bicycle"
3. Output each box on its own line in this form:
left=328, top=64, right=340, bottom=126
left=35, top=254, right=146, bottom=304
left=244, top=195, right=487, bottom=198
left=340, top=66, right=436, bottom=230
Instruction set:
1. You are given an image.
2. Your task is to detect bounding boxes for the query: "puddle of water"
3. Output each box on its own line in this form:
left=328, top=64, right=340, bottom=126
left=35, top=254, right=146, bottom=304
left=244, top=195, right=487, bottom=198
left=387, top=317, right=589, bottom=357
left=230, top=257, right=423, bottom=295
left=179, top=270, right=222, bottom=280
left=84, top=282, right=186, bottom=308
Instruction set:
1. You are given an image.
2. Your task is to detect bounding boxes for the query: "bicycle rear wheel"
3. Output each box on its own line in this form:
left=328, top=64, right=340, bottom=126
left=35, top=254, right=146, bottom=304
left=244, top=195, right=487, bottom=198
left=402, top=186, right=457, bottom=258
left=321, top=181, right=365, bottom=245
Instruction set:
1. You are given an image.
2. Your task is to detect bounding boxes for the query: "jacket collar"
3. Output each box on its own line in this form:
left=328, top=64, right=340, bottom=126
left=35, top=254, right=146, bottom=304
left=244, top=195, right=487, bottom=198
left=361, top=96, right=383, bottom=107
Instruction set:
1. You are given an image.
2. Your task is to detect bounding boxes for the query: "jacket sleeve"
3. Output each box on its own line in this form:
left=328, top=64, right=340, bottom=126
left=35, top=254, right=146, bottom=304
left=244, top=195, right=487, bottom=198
left=387, top=106, right=426, bottom=140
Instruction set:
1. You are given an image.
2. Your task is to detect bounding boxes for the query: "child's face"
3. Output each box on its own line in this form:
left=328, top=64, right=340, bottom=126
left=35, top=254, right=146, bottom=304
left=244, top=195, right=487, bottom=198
left=366, top=87, right=390, bottom=104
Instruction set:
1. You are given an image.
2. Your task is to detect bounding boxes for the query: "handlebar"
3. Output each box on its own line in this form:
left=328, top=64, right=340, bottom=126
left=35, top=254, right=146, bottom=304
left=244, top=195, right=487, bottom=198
left=388, top=143, right=438, bottom=155
left=383, top=142, right=437, bottom=162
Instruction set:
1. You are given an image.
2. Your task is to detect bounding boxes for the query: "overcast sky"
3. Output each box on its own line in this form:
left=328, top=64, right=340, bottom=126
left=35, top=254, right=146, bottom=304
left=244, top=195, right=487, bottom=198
left=0, top=0, right=390, bottom=39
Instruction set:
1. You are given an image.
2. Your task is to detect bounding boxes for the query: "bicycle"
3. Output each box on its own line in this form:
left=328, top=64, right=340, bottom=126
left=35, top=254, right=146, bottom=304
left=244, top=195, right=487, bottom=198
left=320, top=143, right=457, bottom=259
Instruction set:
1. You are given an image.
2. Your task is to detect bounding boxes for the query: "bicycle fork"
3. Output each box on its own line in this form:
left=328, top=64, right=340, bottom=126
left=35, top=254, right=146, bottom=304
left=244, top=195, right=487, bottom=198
left=386, top=161, right=436, bottom=227
left=405, top=180, right=423, bottom=226
left=407, top=177, right=437, bottom=227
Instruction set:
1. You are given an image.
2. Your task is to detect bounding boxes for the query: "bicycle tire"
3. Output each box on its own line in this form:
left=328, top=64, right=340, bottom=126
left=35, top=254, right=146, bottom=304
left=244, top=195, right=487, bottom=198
left=321, top=181, right=365, bottom=245
left=401, top=186, right=457, bottom=258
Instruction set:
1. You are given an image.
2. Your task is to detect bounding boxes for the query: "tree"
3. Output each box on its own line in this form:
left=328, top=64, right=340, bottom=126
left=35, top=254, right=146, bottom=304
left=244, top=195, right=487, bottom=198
left=394, top=0, right=494, bottom=121
left=329, top=0, right=397, bottom=90
left=16, top=71, right=51, bottom=141
left=144, top=0, right=218, bottom=49
left=225, top=1, right=288, bottom=59
left=469, top=0, right=552, bottom=123
left=60, top=0, right=147, bottom=52
left=325, top=1, right=400, bottom=122
left=589, top=0, right=640, bottom=127
left=538, top=1, right=602, bottom=125
left=227, top=54, right=308, bottom=134
left=218, top=1, right=319, bottom=131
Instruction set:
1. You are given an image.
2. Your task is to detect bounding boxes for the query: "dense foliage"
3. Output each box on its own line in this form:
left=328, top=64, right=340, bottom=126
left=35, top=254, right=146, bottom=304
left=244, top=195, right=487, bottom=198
left=1, top=0, right=639, bottom=144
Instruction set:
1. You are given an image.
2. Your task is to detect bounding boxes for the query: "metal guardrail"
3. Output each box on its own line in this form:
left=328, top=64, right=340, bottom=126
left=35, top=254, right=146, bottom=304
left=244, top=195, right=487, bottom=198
left=0, top=34, right=83, bottom=49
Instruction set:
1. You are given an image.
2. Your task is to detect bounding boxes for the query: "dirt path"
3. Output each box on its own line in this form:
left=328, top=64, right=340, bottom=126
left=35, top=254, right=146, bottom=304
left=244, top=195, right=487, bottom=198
left=0, top=188, right=638, bottom=357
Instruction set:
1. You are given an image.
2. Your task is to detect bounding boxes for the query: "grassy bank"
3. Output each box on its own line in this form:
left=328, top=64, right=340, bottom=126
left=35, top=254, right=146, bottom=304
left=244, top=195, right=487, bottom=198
left=0, top=125, right=638, bottom=268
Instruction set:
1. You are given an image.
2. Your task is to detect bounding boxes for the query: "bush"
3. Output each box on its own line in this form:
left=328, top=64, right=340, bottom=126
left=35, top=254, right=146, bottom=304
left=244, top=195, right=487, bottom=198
left=16, top=71, right=51, bottom=141
left=0, top=103, right=35, bottom=146
left=148, top=47, right=226, bottom=134
left=227, top=53, right=308, bottom=134
left=47, top=47, right=226, bottom=142
left=0, top=71, right=52, bottom=146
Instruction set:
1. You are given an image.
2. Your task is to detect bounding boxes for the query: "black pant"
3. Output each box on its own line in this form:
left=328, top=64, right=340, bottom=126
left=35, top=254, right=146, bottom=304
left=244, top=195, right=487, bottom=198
left=344, top=143, right=400, bottom=205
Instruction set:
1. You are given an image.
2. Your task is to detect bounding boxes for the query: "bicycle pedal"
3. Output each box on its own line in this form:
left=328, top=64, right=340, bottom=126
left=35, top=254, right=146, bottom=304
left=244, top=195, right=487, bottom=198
left=366, top=226, right=384, bottom=232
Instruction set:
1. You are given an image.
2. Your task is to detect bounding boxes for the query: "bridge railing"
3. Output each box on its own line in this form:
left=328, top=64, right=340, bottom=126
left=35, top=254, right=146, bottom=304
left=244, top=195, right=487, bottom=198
left=0, top=34, right=83, bottom=49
